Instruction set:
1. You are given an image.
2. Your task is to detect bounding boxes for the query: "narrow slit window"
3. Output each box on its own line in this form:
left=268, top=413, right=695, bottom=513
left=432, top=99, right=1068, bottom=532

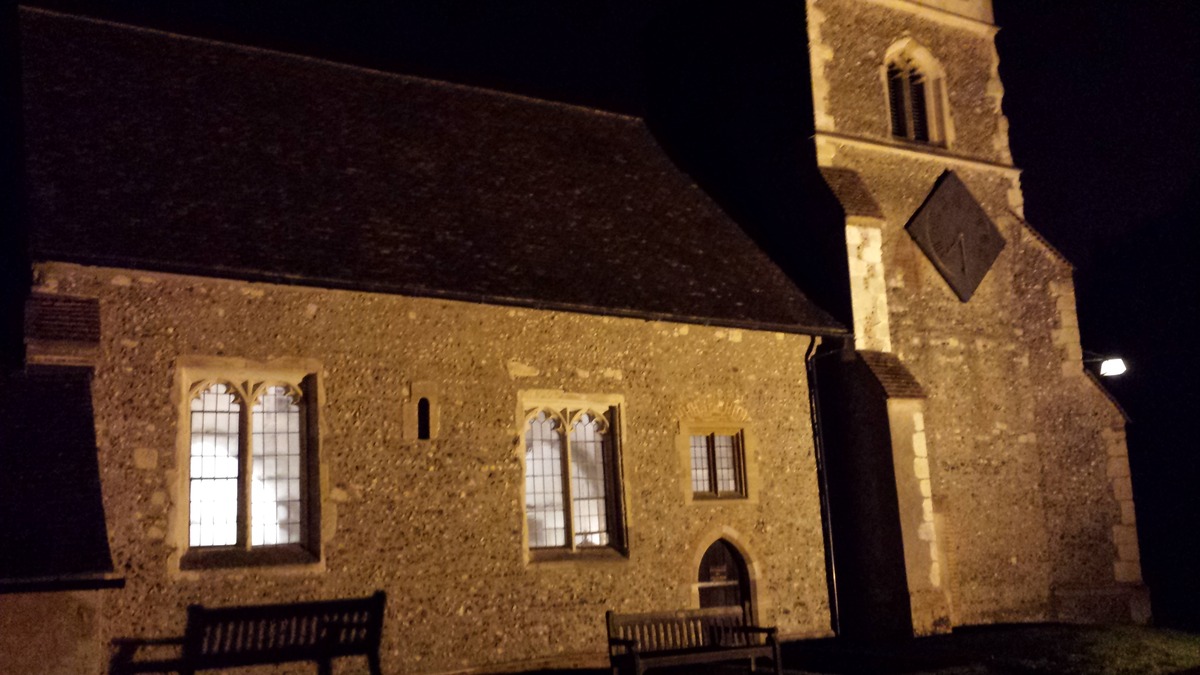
left=887, top=64, right=908, bottom=137
left=910, top=74, right=929, bottom=142
left=417, top=398, right=431, bottom=440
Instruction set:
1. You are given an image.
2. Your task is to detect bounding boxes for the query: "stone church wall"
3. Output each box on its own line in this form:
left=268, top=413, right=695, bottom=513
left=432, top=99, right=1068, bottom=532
left=809, top=0, right=1141, bottom=624
left=14, top=260, right=831, bottom=674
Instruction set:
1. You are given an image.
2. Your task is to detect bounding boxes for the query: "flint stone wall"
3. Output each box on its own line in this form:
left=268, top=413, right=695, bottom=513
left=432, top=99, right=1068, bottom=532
left=811, top=0, right=1137, bottom=625
left=19, top=260, right=830, bottom=674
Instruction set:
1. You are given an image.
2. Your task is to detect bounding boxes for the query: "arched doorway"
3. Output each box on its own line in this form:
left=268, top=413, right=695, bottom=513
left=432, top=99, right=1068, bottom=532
left=698, top=539, right=751, bottom=613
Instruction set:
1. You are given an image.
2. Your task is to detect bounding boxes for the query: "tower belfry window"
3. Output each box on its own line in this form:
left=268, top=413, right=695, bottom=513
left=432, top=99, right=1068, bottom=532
left=885, top=51, right=946, bottom=146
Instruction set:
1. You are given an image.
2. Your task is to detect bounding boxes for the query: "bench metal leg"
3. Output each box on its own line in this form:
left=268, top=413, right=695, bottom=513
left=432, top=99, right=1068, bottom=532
left=317, top=658, right=332, bottom=675
left=368, top=652, right=383, bottom=675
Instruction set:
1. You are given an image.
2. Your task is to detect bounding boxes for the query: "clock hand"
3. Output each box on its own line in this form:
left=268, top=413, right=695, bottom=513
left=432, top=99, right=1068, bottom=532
left=956, top=232, right=967, bottom=277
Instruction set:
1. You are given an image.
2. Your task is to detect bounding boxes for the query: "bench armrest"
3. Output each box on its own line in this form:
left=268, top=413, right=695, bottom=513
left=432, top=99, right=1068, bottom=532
left=718, top=625, right=778, bottom=646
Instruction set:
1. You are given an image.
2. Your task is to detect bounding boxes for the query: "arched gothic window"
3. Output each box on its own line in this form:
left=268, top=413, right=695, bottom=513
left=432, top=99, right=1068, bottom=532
left=524, top=406, right=625, bottom=553
left=185, top=375, right=317, bottom=567
left=884, top=42, right=949, bottom=146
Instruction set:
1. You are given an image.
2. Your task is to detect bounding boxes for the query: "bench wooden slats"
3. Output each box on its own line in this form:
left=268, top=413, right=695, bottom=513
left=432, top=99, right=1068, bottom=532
left=606, top=606, right=782, bottom=675
left=111, top=592, right=385, bottom=675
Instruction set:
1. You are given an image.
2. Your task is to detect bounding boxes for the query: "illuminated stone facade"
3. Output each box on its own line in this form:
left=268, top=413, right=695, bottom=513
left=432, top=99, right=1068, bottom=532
left=808, top=0, right=1146, bottom=631
left=3, top=262, right=831, bottom=674
left=0, top=1, right=1147, bottom=673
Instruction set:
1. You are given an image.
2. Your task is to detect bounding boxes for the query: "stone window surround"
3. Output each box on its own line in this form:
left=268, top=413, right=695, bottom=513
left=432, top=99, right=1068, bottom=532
left=687, top=426, right=749, bottom=500
left=169, top=356, right=325, bottom=573
left=882, top=38, right=955, bottom=148
left=678, top=419, right=760, bottom=506
left=517, top=390, right=629, bottom=564
left=402, top=380, right=440, bottom=441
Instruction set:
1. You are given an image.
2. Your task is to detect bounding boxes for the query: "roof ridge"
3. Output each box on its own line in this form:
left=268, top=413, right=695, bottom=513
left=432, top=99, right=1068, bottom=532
left=19, top=5, right=644, bottom=126
left=1008, top=209, right=1074, bottom=270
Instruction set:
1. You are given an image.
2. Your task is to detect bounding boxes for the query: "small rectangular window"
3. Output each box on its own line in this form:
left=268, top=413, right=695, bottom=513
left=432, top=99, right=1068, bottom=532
left=690, top=431, right=746, bottom=498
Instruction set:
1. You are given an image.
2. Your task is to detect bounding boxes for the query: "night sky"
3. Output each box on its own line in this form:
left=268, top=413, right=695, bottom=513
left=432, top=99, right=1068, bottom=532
left=8, top=0, right=1200, bottom=627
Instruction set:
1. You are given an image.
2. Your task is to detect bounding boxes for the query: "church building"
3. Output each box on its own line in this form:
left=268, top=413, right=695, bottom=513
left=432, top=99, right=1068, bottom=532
left=0, top=1, right=1146, bottom=673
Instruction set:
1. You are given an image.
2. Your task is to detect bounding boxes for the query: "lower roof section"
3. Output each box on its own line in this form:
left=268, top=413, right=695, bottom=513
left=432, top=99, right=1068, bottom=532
left=0, top=367, right=114, bottom=582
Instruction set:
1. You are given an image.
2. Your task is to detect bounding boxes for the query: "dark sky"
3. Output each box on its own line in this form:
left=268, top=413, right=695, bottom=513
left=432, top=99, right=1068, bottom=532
left=9, top=0, right=1200, bottom=625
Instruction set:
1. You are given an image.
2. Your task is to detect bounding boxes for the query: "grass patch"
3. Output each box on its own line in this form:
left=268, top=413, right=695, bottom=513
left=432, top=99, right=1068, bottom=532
left=786, top=624, right=1200, bottom=674
left=952, top=624, right=1200, bottom=674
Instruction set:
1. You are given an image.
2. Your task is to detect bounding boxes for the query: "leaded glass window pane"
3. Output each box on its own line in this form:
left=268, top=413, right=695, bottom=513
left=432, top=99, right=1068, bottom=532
left=571, top=413, right=609, bottom=547
left=690, top=430, right=745, bottom=497
left=690, top=434, right=711, bottom=493
left=525, top=411, right=566, bottom=548
left=714, top=434, right=738, bottom=493
left=251, top=386, right=303, bottom=546
left=189, top=383, right=240, bottom=547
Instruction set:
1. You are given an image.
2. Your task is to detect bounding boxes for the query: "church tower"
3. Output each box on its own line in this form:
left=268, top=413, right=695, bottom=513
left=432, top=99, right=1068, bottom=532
left=806, top=0, right=1148, bottom=636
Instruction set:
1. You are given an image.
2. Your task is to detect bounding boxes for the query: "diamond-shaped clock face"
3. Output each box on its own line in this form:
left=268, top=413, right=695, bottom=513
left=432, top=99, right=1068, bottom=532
left=905, top=171, right=1005, bottom=302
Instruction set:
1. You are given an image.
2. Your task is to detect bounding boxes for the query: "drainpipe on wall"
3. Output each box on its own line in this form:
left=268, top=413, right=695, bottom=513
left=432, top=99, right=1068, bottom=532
left=806, top=335, right=841, bottom=635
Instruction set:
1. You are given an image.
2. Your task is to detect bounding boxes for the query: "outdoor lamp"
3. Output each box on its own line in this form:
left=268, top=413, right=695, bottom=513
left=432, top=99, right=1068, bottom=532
left=1084, top=350, right=1127, bottom=377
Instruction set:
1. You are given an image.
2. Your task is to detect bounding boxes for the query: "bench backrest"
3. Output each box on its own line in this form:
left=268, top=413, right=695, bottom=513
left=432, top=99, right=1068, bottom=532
left=606, top=606, right=752, bottom=653
left=181, top=592, right=385, bottom=668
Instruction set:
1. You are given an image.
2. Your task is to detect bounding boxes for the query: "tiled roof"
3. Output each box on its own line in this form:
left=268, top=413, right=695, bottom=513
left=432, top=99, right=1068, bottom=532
left=820, top=167, right=884, bottom=219
left=24, top=294, right=101, bottom=344
left=1011, top=211, right=1075, bottom=271
left=20, top=9, right=845, bottom=336
left=859, top=350, right=926, bottom=399
left=0, top=367, right=114, bottom=579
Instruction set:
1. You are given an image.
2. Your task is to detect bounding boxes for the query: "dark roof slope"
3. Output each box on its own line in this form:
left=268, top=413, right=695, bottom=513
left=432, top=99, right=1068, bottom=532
left=820, top=168, right=883, bottom=220
left=859, top=351, right=926, bottom=400
left=19, top=9, right=844, bottom=335
left=0, top=368, right=114, bottom=580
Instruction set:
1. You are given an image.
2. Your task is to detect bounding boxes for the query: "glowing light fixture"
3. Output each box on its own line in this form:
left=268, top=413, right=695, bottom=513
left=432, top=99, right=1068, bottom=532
left=1099, top=358, right=1127, bottom=377
left=1084, top=350, right=1127, bottom=378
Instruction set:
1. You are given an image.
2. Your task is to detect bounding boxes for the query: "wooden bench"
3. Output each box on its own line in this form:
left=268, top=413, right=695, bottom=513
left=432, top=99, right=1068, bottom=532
left=110, top=591, right=385, bottom=675
left=606, top=606, right=783, bottom=675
